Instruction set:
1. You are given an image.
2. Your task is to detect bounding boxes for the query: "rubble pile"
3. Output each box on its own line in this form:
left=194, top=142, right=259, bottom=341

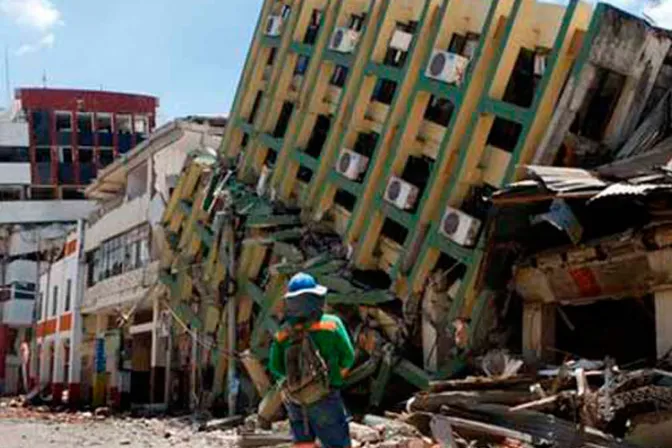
left=232, top=355, right=672, bottom=448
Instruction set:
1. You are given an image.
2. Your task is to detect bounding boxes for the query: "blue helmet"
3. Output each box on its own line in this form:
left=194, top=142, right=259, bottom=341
left=284, top=272, right=328, bottom=299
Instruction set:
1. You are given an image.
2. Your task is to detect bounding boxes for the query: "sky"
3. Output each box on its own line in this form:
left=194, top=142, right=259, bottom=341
left=0, top=0, right=670, bottom=123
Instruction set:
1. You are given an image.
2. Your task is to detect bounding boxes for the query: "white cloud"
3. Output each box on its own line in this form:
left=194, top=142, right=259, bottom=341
left=16, top=32, right=55, bottom=56
left=644, top=0, right=672, bottom=29
left=0, top=0, right=62, bottom=31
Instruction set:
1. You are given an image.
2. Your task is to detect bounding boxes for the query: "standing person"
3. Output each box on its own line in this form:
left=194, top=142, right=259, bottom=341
left=269, top=272, right=355, bottom=448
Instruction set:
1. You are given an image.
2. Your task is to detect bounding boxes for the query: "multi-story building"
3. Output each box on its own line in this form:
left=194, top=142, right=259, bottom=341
left=179, top=0, right=672, bottom=381
left=0, top=88, right=158, bottom=396
left=34, top=117, right=225, bottom=406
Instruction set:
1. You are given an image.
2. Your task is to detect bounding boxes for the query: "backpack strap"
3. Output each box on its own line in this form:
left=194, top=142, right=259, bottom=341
left=275, top=320, right=337, bottom=342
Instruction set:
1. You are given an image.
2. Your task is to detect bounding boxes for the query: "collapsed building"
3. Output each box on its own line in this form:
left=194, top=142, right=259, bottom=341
left=156, top=0, right=672, bottom=441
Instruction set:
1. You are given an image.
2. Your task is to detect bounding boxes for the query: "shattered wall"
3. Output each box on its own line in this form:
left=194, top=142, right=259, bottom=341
left=533, top=4, right=672, bottom=166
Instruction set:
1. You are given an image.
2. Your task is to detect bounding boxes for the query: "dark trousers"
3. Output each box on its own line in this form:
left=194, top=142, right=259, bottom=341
left=285, top=390, right=351, bottom=448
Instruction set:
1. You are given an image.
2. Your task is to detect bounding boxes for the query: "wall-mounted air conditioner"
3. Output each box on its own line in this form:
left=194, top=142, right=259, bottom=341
left=265, top=15, right=283, bottom=36
left=439, top=206, right=482, bottom=247
left=330, top=27, right=359, bottom=53
left=425, top=50, right=470, bottom=86
left=335, top=148, right=369, bottom=181
left=384, top=176, right=419, bottom=210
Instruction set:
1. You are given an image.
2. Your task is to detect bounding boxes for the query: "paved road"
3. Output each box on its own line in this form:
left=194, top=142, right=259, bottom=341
left=0, top=406, right=237, bottom=448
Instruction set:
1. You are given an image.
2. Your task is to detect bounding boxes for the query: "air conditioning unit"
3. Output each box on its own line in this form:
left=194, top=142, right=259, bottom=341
left=384, top=176, right=419, bottom=210
left=389, top=29, right=413, bottom=52
left=425, top=50, right=470, bottom=86
left=265, top=15, right=283, bottom=36
left=335, top=148, right=369, bottom=181
left=330, top=27, right=359, bottom=53
left=534, top=53, right=547, bottom=77
left=439, top=206, right=482, bottom=247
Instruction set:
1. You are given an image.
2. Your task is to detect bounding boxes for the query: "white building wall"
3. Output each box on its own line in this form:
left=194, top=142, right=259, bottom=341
left=0, top=201, right=96, bottom=225
left=2, top=299, right=34, bottom=326
left=0, top=163, right=31, bottom=185
left=0, top=118, right=29, bottom=147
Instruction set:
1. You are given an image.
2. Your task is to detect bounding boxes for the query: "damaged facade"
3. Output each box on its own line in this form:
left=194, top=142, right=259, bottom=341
left=155, top=0, right=672, bottom=433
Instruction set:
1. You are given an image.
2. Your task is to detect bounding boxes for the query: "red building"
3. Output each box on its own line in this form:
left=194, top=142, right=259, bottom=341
left=16, top=88, right=158, bottom=199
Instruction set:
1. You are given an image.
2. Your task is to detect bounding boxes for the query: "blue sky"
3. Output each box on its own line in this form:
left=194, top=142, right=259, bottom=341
left=0, top=0, right=669, bottom=123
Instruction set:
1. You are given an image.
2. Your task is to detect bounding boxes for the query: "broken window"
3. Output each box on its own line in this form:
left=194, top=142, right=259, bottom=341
left=249, top=91, right=263, bottom=124
left=304, top=9, right=322, bottom=45
left=55, top=111, right=72, bottom=132
left=424, top=95, right=455, bottom=127
left=264, top=148, right=278, bottom=167
left=96, top=113, right=113, bottom=133
left=297, top=166, right=313, bottom=183
left=99, top=148, right=114, bottom=167
left=77, top=113, right=93, bottom=134
left=267, top=47, right=278, bottom=66
left=116, top=114, right=132, bottom=135
left=556, top=296, right=656, bottom=365
left=330, top=65, right=349, bottom=88
left=349, top=14, right=366, bottom=31
left=134, top=115, right=149, bottom=135
left=353, top=131, right=379, bottom=158
left=381, top=218, right=408, bottom=246
left=305, top=115, right=331, bottom=158
left=273, top=101, right=294, bottom=138
left=502, top=48, right=544, bottom=108
left=433, top=252, right=467, bottom=291
left=334, top=188, right=357, bottom=211
left=35, top=147, right=51, bottom=163
left=58, top=147, right=73, bottom=163
left=78, top=147, right=94, bottom=164
left=486, top=118, right=523, bottom=153
left=570, top=67, right=626, bottom=141
left=371, top=79, right=397, bottom=105
left=294, top=55, right=310, bottom=76
left=400, top=155, right=433, bottom=207
left=461, top=184, right=495, bottom=221
left=31, top=110, right=51, bottom=146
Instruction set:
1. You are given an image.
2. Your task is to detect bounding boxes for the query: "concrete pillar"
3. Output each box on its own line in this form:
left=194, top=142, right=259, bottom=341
left=655, top=290, right=672, bottom=359
left=92, top=313, right=107, bottom=407
left=68, top=312, right=83, bottom=405
left=39, top=340, right=51, bottom=386
left=51, top=335, right=65, bottom=403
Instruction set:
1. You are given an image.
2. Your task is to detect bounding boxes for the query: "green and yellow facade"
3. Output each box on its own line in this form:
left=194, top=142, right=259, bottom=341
left=160, top=0, right=661, bottom=393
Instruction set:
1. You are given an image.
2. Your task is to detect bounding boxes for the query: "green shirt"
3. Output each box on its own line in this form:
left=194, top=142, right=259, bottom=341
left=269, top=314, right=355, bottom=388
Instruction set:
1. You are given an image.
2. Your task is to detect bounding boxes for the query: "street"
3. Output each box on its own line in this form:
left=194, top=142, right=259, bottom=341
left=0, top=403, right=238, bottom=448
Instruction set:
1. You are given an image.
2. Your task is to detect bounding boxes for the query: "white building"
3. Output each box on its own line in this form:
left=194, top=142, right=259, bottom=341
left=34, top=117, right=224, bottom=406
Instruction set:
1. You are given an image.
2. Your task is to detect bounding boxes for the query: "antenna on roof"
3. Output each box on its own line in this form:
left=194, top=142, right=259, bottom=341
left=4, top=45, right=10, bottom=106
left=42, top=70, right=47, bottom=88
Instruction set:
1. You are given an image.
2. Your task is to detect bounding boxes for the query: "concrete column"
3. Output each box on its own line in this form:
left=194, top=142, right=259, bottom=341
left=150, top=295, right=166, bottom=404
left=522, top=302, right=556, bottom=364
left=39, top=340, right=51, bottom=386
left=92, top=313, right=107, bottom=407
left=68, top=312, right=83, bottom=405
left=655, top=290, right=672, bottom=359
left=51, top=335, right=65, bottom=403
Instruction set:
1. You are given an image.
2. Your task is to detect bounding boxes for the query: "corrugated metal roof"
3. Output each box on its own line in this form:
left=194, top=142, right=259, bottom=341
left=588, top=183, right=672, bottom=203
left=524, top=165, right=607, bottom=192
